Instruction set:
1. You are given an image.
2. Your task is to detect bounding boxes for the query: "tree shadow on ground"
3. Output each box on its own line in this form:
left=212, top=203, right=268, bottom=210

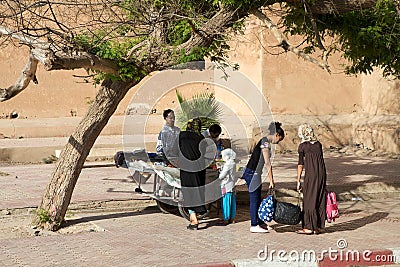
left=62, top=206, right=159, bottom=227
left=272, top=212, right=389, bottom=234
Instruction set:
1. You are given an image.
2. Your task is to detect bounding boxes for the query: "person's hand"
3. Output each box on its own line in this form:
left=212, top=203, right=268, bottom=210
left=269, top=180, right=275, bottom=189
left=296, top=181, right=302, bottom=192
left=220, top=179, right=227, bottom=186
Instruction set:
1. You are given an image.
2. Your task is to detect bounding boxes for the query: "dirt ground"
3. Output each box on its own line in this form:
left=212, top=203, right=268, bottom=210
left=0, top=202, right=156, bottom=240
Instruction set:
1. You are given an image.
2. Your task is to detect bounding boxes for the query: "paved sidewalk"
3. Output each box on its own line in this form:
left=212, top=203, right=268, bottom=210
left=0, top=152, right=399, bottom=266
left=0, top=162, right=151, bottom=210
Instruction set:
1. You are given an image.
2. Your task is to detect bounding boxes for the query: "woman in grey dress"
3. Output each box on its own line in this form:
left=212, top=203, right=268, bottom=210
left=296, top=124, right=326, bottom=234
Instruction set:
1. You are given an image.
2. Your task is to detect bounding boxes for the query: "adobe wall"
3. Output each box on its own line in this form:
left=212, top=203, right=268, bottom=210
left=355, top=71, right=400, bottom=153
left=231, top=18, right=362, bottom=115
left=0, top=46, right=97, bottom=119
left=0, top=17, right=398, bottom=155
left=226, top=17, right=398, bottom=154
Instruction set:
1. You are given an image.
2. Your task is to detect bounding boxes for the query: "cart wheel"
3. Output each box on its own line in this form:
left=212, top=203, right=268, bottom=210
left=178, top=202, right=212, bottom=221
left=156, top=201, right=179, bottom=214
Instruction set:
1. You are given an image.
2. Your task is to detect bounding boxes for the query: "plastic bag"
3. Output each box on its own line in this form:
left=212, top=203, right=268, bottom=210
left=273, top=200, right=302, bottom=225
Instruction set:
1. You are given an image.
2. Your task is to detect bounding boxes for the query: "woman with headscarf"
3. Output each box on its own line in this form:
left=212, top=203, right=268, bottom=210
left=179, top=118, right=207, bottom=230
left=296, top=124, right=327, bottom=234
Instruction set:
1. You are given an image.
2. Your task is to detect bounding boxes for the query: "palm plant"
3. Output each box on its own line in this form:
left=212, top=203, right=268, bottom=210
left=175, top=90, right=222, bottom=132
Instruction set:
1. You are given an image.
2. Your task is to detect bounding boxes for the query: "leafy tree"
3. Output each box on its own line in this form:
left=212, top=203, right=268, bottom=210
left=0, top=0, right=398, bottom=230
left=281, top=0, right=400, bottom=77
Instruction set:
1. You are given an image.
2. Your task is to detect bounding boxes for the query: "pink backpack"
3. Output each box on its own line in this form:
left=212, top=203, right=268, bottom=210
left=326, top=191, right=339, bottom=223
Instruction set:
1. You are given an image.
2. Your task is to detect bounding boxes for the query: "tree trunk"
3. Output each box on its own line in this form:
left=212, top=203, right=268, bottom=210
left=34, top=78, right=137, bottom=231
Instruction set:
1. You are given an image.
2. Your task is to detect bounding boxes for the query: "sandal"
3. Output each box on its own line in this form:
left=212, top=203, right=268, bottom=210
left=296, top=229, right=313, bottom=235
left=187, top=223, right=199, bottom=230
left=215, top=220, right=228, bottom=226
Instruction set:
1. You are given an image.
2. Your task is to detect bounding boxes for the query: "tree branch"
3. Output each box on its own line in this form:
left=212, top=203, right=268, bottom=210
left=0, top=25, right=122, bottom=101
left=0, top=53, right=38, bottom=102
left=40, top=51, right=120, bottom=74
left=0, top=26, right=120, bottom=75
left=302, top=0, right=331, bottom=69
left=0, top=26, right=52, bottom=50
left=179, top=6, right=239, bottom=51
left=136, top=6, right=240, bottom=71
left=284, top=0, right=378, bottom=14
left=252, top=9, right=330, bottom=73
left=124, top=40, right=149, bottom=60
left=303, top=0, right=326, bottom=51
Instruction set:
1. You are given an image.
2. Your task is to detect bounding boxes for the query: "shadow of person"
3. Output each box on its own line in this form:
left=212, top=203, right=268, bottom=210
left=323, top=212, right=389, bottom=233
left=340, top=209, right=364, bottom=215
left=271, top=212, right=389, bottom=234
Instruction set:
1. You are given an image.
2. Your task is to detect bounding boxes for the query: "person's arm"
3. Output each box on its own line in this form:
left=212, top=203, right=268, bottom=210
left=297, top=146, right=304, bottom=191
left=297, top=164, right=303, bottom=191
left=156, top=131, right=163, bottom=153
left=262, top=148, right=274, bottom=188
left=218, top=161, right=227, bottom=177
left=218, top=159, right=235, bottom=180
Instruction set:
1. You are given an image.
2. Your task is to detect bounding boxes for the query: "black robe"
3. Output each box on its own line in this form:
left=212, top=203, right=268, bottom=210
left=179, top=130, right=207, bottom=214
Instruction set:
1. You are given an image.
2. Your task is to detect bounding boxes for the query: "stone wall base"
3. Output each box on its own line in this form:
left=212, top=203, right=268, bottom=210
left=253, top=114, right=399, bottom=154
left=0, top=114, right=398, bottom=163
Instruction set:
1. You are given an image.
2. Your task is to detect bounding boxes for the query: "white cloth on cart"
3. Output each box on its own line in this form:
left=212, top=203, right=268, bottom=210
left=127, top=159, right=181, bottom=189
left=128, top=160, right=154, bottom=172
left=153, top=165, right=181, bottom=188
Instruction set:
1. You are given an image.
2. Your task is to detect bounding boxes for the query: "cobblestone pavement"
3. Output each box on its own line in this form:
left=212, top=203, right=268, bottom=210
left=0, top=152, right=399, bottom=266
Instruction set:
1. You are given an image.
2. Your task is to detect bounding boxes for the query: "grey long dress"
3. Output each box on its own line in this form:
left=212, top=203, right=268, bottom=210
left=298, top=141, right=327, bottom=230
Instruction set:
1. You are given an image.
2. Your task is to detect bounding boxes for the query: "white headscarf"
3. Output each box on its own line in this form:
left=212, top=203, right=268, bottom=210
left=298, top=124, right=318, bottom=144
left=221, top=148, right=236, bottom=162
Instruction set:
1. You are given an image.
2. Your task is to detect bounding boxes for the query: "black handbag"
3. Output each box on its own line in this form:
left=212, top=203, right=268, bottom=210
left=273, top=193, right=302, bottom=225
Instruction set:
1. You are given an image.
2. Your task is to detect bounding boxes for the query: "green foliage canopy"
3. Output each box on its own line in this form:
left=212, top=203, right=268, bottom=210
left=71, top=0, right=400, bottom=80
left=283, top=0, right=400, bottom=77
left=4, top=0, right=398, bottom=80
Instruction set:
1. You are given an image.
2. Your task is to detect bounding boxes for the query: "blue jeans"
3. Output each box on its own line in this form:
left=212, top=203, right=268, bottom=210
left=243, top=168, right=263, bottom=226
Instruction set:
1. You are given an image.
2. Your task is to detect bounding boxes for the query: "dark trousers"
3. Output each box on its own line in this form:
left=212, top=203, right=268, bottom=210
left=243, top=172, right=263, bottom=227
